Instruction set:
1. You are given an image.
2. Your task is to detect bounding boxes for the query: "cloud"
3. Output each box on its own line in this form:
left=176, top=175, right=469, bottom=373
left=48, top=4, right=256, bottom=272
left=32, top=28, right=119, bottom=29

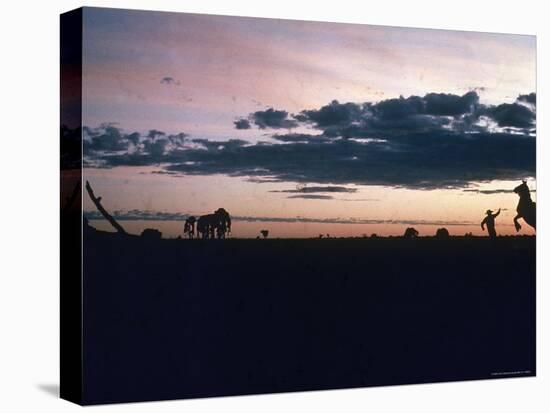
left=271, top=185, right=357, bottom=193
left=463, top=188, right=512, bottom=194
left=160, top=76, right=180, bottom=85
left=463, top=188, right=536, bottom=195
left=83, top=91, right=536, bottom=189
left=517, top=92, right=536, bottom=106
left=83, top=124, right=188, bottom=164
left=249, top=108, right=298, bottom=129
left=294, top=91, right=534, bottom=136
left=422, top=91, right=479, bottom=116
left=83, top=123, right=130, bottom=152
left=161, top=132, right=535, bottom=189
left=295, top=100, right=364, bottom=127
left=85, top=128, right=535, bottom=189
left=287, top=194, right=334, bottom=200
left=483, top=102, right=535, bottom=128
left=234, top=118, right=251, bottom=129
left=84, top=209, right=475, bottom=226
left=295, top=92, right=478, bottom=131
left=147, top=129, right=166, bottom=139
left=192, top=138, right=249, bottom=151
left=271, top=133, right=332, bottom=143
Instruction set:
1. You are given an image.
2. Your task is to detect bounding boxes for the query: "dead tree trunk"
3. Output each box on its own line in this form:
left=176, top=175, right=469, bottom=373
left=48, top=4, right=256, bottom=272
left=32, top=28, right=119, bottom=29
left=85, top=180, right=127, bottom=235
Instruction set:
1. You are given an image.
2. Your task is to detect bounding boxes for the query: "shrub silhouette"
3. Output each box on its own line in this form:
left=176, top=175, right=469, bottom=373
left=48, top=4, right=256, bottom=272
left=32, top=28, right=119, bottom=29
left=403, top=227, right=419, bottom=238
left=141, top=228, right=162, bottom=239
left=435, top=228, right=450, bottom=239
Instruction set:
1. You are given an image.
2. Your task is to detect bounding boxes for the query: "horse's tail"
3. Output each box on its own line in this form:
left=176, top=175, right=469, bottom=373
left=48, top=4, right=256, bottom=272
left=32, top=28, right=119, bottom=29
left=526, top=202, right=536, bottom=229
left=521, top=202, right=536, bottom=230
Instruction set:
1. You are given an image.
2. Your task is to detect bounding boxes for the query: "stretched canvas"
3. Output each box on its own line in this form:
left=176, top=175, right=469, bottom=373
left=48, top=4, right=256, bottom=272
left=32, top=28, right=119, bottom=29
left=60, top=7, right=536, bottom=405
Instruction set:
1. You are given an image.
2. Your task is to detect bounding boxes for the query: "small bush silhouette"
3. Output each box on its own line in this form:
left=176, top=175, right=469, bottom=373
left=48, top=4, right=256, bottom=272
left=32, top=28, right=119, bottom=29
left=435, top=228, right=450, bottom=238
left=403, top=227, right=419, bottom=238
left=260, top=230, right=269, bottom=239
left=141, top=228, right=162, bottom=239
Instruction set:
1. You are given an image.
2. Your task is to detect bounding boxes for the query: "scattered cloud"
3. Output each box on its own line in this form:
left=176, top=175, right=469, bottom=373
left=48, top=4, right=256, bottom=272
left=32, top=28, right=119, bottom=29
left=517, top=92, right=536, bottom=106
left=271, top=133, right=332, bottom=143
left=287, top=194, right=334, bottom=200
left=295, top=100, right=364, bottom=128
left=463, top=188, right=512, bottom=195
left=463, top=188, right=536, bottom=195
left=482, top=102, right=535, bottom=128
left=271, top=186, right=357, bottom=194
left=83, top=124, right=188, bottom=161
left=83, top=91, right=536, bottom=189
left=293, top=91, right=533, bottom=137
left=234, top=118, right=251, bottom=129
left=244, top=108, right=299, bottom=129
left=160, top=76, right=180, bottom=85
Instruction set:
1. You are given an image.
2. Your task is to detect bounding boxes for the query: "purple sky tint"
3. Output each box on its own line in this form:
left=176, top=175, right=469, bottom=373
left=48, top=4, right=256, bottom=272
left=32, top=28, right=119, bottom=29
left=80, top=7, right=536, bottom=237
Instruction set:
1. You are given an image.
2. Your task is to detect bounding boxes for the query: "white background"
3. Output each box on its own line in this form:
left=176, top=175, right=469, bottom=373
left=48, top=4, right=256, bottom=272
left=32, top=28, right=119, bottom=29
left=0, top=0, right=547, bottom=411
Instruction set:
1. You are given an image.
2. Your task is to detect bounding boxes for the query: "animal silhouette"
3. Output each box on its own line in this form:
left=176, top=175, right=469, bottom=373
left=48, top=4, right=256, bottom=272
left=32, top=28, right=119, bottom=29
left=481, top=209, right=500, bottom=238
left=183, top=216, right=197, bottom=239
left=197, top=214, right=216, bottom=239
left=403, top=227, right=419, bottom=238
left=197, top=208, right=232, bottom=239
left=215, top=208, right=231, bottom=239
left=513, top=180, right=536, bottom=232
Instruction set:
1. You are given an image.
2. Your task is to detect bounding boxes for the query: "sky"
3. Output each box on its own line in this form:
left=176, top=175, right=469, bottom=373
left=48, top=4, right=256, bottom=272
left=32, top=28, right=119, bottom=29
left=80, top=7, right=536, bottom=238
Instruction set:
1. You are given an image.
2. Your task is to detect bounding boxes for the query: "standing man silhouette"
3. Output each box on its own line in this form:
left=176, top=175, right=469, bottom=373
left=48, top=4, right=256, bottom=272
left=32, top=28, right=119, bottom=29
left=481, top=208, right=501, bottom=238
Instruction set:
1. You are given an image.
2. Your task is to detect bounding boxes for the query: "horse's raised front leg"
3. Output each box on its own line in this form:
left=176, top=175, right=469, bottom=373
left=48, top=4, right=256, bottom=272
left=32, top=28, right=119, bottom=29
left=514, top=214, right=522, bottom=232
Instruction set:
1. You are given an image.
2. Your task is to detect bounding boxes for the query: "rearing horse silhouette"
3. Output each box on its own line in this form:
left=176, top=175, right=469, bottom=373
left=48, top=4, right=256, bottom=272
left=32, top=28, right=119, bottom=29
left=513, top=180, right=536, bottom=232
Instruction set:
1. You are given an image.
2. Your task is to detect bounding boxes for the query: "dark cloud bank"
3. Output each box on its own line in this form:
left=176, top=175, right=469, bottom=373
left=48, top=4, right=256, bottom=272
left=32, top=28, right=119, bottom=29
left=83, top=91, right=536, bottom=190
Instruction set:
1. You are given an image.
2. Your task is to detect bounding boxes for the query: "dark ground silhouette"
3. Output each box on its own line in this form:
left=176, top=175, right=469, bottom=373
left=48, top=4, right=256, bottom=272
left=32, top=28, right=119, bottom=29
left=81, top=230, right=535, bottom=404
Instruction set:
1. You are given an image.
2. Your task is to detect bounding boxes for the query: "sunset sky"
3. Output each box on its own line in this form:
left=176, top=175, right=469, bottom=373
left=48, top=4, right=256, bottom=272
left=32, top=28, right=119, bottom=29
left=81, top=7, right=536, bottom=238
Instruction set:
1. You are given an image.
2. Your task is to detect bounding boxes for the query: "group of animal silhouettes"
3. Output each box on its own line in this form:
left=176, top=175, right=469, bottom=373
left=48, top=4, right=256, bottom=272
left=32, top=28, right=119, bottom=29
left=183, top=208, right=232, bottom=239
